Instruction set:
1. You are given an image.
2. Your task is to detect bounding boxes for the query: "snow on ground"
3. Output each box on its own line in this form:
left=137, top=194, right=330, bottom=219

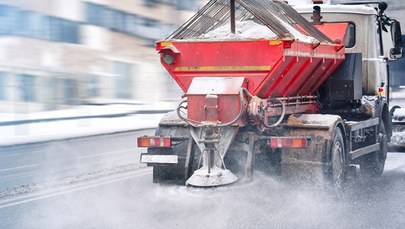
left=391, top=131, right=405, bottom=146
left=0, top=102, right=177, bottom=122
left=0, top=103, right=177, bottom=146
left=0, top=113, right=164, bottom=146
left=391, top=107, right=405, bottom=146
left=392, top=107, right=405, bottom=122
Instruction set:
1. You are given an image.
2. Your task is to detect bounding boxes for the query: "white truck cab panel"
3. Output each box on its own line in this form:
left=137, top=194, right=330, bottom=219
left=296, top=4, right=390, bottom=96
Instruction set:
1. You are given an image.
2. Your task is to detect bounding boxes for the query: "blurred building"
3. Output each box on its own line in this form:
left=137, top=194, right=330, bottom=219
left=0, top=0, right=206, bottom=113
left=1, top=0, right=405, bottom=113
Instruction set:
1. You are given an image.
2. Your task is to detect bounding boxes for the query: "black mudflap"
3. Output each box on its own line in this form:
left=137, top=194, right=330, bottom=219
left=149, top=126, right=200, bottom=185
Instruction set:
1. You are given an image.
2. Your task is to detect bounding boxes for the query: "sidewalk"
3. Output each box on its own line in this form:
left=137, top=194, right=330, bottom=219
left=0, top=102, right=177, bottom=147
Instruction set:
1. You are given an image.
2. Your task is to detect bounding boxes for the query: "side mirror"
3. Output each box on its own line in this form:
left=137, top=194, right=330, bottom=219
left=390, top=47, right=402, bottom=59
left=390, top=20, right=403, bottom=59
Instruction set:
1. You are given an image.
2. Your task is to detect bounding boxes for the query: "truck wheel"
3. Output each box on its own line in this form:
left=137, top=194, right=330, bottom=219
left=359, top=122, right=387, bottom=177
left=326, top=127, right=346, bottom=189
left=149, top=126, right=200, bottom=184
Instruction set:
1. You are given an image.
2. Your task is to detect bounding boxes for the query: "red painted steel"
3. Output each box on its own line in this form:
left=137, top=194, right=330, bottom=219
left=157, top=40, right=286, bottom=95
left=157, top=23, right=348, bottom=124
left=205, top=95, right=219, bottom=122
left=315, top=23, right=348, bottom=43
left=158, top=40, right=346, bottom=98
left=186, top=77, right=246, bottom=125
left=188, top=95, right=244, bottom=125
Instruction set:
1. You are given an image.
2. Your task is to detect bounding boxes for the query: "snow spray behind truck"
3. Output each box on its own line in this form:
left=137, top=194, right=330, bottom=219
left=138, top=0, right=403, bottom=187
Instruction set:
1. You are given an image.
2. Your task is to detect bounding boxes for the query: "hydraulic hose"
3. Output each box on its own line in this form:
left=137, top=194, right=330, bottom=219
left=261, top=98, right=286, bottom=128
left=176, top=99, right=199, bottom=127
left=176, top=88, right=248, bottom=127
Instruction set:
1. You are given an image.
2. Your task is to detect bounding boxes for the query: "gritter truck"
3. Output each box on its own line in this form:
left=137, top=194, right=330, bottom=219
left=137, top=0, right=403, bottom=188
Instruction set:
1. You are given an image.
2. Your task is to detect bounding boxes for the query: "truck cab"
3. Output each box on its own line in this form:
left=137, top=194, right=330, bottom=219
left=295, top=3, right=401, bottom=98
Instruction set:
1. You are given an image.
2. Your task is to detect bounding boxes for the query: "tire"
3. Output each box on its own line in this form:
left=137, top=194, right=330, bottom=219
left=326, top=127, right=346, bottom=189
left=150, top=126, right=200, bottom=185
left=359, top=121, right=387, bottom=178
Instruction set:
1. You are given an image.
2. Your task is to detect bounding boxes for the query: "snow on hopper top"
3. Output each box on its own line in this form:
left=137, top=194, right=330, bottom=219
left=200, top=20, right=278, bottom=40
left=288, top=0, right=331, bottom=5
left=168, top=0, right=333, bottom=45
left=199, top=19, right=317, bottom=43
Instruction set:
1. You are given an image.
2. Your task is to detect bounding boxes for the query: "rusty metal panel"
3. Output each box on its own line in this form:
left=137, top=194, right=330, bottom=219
left=281, top=114, right=343, bottom=163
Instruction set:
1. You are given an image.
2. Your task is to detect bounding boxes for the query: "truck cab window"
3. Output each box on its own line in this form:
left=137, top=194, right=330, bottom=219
left=345, top=23, right=355, bottom=48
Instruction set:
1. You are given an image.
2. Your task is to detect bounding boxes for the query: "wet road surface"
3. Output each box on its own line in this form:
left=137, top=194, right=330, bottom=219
left=1, top=129, right=405, bottom=228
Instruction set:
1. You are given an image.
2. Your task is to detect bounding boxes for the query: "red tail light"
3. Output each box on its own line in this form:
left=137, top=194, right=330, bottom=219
left=269, top=137, right=307, bottom=149
left=137, top=136, right=171, bottom=148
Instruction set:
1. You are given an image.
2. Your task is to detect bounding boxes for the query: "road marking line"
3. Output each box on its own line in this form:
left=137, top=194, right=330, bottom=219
left=77, top=149, right=136, bottom=159
left=0, top=168, right=152, bottom=209
left=0, top=164, right=39, bottom=173
left=0, top=153, right=22, bottom=158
